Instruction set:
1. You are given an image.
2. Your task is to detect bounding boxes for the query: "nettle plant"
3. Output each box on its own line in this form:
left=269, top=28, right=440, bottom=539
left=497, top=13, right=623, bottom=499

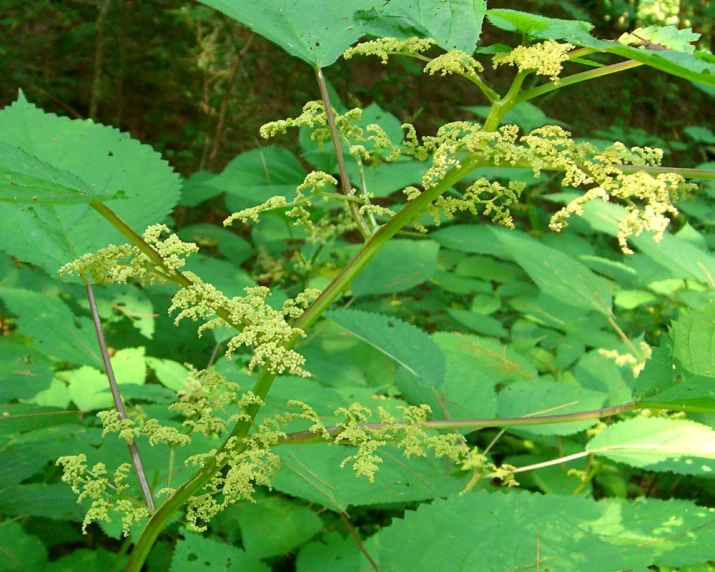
left=2, top=2, right=715, bottom=571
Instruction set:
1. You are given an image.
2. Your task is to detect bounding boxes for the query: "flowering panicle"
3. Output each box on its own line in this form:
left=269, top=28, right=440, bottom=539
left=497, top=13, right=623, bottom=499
left=169, top=278, right=321, bottom=376
left=55, top=455, right=151, bottom=536
left=59, top=224, right=198, bottom=284
left=424, top=50, right=484, bottom=79
left=343, top=37, right=435, bottom=64
left=493, top=39, right=574, bottom=84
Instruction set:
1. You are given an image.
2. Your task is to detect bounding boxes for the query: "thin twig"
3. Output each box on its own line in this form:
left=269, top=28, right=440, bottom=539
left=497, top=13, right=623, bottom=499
left=314, top=66, right=372, bottom=239
left=86, top=283, right=155, bottom=511
left=340, top=512, right=379, bottom=571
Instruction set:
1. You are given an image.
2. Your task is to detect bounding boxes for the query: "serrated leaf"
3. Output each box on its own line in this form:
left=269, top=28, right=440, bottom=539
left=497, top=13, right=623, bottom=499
left=196, top=0, right=381, bottom=67
left=497, top=380, right=608, bottom=436
left=0, top=288, right=101, bottom=367
left=176, top=223, right=254, bottom=267
left=672, top=302, right=715, bottom=378
left=0, top=93, right=180, bottom=277
left=297, top=531, right=375, bottom=572
left=273, top=443, right=465, bottom=510
left=619, top=25, right=699, bottom=53
left=587, top=417, right=715, bottom=474
left=352, top=239, right=440, bottom=296
left=212, top=146, right=306, bottom=213
left=0, top=483, right=85, bottom=521
left=0, top=522, right=48, bottom=571
left=486, top=9, right=595, bottom=43
left=433, top=331, right=538, bottom=382
left=0, top=142, right=125, bottom=205
left=170, top=530, right=269, bottom=572
left=499, top=231, right=613, bottom=316
left=376, top=490, right=715, bottom=570
left=356, top=0, right=487, bottom=53
left=232, top=496, right=322, bottom=559
left=324, top=308, right=445, bottom=388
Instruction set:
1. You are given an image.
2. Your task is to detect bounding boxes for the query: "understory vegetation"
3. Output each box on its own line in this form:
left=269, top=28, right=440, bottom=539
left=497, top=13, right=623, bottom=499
left=1, top=1, right=715, bottom=570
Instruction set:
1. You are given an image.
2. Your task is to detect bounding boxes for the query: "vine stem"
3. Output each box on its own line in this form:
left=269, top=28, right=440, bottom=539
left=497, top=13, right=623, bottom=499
left=314, top=66, right=372, bottom=239
left=86, top=283, right=155, bottom=511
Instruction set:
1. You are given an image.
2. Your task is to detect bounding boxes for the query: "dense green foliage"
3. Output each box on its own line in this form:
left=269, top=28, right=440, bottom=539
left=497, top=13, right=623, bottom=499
left=1, top=1, right=715, bottom=571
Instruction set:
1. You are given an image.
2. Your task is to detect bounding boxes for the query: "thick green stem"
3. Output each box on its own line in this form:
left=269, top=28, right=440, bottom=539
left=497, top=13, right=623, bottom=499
left=483, top=71, right=529, bottom=131
left=516, top=60, right=643, bottom=105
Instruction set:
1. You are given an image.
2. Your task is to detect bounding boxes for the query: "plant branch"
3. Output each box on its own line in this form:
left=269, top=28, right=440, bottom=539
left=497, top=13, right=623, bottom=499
left=276, top=401, right=638, bottom=446
left=314, top=66, right=372, bottom=239
left=516, top=60, right=643, bottom=105
left=86, top=283, right=155, bottom=511
left=124, top=153, right=489, bottom=572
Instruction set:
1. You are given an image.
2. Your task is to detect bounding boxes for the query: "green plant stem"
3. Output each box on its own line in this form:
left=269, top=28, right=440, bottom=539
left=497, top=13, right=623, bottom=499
left=483, top=71, right=529, bottom=131
left=124, top=153, right=489, bottom=572
left=89, top=203, right=250, bottom=333
left=516, top=60, right=643, bottom=105
left=276, top=401, right=638, bottom=446
left=314, top=66, right=372, bottom=239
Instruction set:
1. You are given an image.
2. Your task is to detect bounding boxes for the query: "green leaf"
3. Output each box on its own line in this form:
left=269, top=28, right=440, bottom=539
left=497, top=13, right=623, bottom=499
left=196, top=0, right=382, bottom=67
left=356, top=0, right=487, bottom=53
left=212, top=146, right=306, bottom=213
left=0, top=522, right=48, bottom=571
left=352, top=239, right=440, bottom=296
left=0, top=288, right=101, bottom=367
left=499, top=231, right=614, bottom=316
left=273, top=443, right=465, bottom=510
left=486, top=10, right=715, bottom=86
left=0, top=142, right=126, bottom=205
left=497, top=380, right=608, bottom=435
left=0, top=338, right=54, bottom=403
left=620, top=25, right=700, bottom=53
left=0, top=93, right=180, bottom=277
left=170, top=530, right=269, bottom=572
left=324, top=308, right=446, bottom=389
left=486, top=8, right=595, bottom=43
left=0, top=483, right=85, bottom=521
left=297, top=532, right=375, bottom=572
left=231, top=496, right=322, bottom=559
left=672, top=302, right=715, bottom=378
left=0, top=404, right=82, bottom=435
left=433, top=331, right=538, bottom=383
left=587, top=417, right=715, bottom=475
left=176, top=223, right=254, bottom=267
left=376, top=490, right=715, bottom=570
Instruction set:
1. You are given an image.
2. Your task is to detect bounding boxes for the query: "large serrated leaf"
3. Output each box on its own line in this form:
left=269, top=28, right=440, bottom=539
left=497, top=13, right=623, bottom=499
left=0, top=93, right=180, bottom=277
left=587, top=417, right=715, bottom=474
left=272, top=443, right=465, bottom=510
left=324, top=308, right=445, bottom=388
left=0, top=142, right=126, bottom=205
left=486, top=9, right=715, bottom=86
left=672, top=302, right=715, bottom=378
left=197, top=0, right=382, bottom=67
left=0, top=288, right=101, bottom=367
left=356, top=0, right=487, bottom=53
left=170, top=530, right=269, bottom=572
left=376, top=490, right=715, bottom=570
left=352, top=239, right=440, bottom=296
left=498, top=231, right=614, bottom=316
left=497, top=380, right=608, bottom=436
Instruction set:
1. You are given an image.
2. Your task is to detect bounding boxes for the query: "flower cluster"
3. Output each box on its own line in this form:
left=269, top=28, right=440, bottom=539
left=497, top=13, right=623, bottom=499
left=169, top=278, right=321, bottom=376
left=59, top=224, right=198, bottom=284
left=55, top=455, right=151, bottom=536
left=493, top=39, right=574, bottom=84
left=343, top=37, right=435, bottom=64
